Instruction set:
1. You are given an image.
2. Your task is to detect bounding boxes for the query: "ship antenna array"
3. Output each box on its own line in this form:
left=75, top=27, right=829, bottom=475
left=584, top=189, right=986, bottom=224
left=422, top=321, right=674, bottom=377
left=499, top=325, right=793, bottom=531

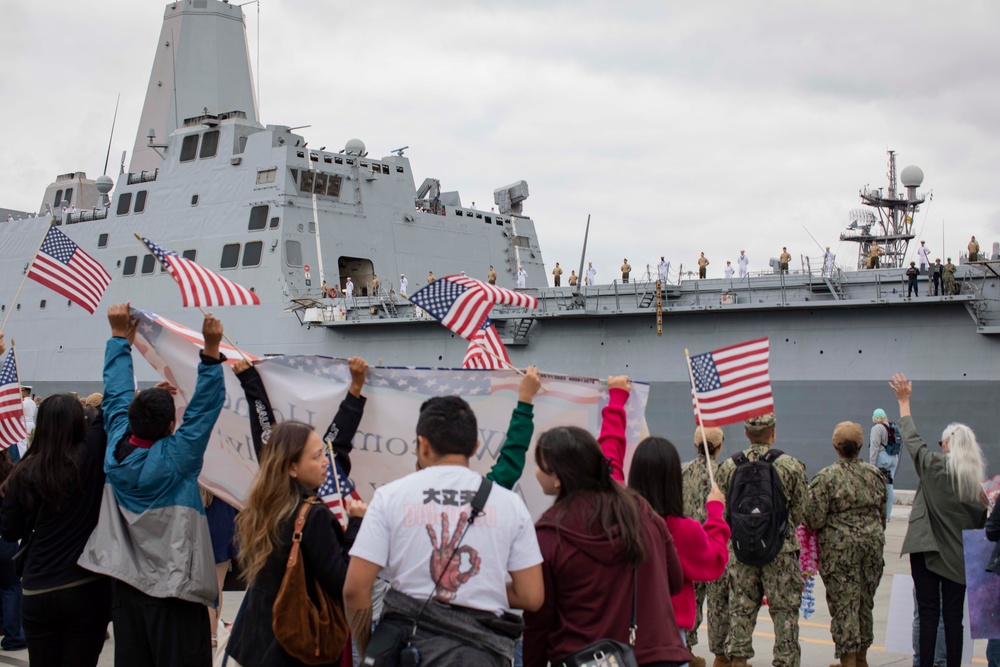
left=103, top=94, right=120, bottom=176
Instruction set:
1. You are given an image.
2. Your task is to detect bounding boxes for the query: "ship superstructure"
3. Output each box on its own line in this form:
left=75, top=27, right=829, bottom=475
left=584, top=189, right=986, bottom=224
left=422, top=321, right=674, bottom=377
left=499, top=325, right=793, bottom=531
left=2, top=0, right=998, bottom=487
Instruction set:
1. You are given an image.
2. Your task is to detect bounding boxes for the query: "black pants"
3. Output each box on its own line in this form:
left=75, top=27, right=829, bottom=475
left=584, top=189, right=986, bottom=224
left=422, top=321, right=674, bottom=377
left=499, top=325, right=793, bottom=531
left=932, top=275, right=941, bottom=295
left=112, top=580, right=212, bottom=667
left=554, top=276, right=561, bottom=286
left=910, top=552, right=966, bottom=667
left=21, top=577, right=112, bottom=667
left=908, top=278, right=918, bottom=297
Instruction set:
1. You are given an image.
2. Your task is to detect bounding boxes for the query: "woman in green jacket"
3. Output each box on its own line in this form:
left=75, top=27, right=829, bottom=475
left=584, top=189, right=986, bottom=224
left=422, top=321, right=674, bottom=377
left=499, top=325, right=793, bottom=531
left=889, top=374, right=988, bottom=667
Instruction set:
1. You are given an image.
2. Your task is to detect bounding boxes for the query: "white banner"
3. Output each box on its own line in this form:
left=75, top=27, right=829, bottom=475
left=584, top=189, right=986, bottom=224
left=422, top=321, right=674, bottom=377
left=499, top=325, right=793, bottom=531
left=131, top=309, right=650, bottom=519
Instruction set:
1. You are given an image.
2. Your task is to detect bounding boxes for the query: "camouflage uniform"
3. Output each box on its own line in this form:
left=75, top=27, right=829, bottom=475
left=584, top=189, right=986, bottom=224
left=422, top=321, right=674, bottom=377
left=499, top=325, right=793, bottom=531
left=682, top=455, right=725, bottom=651
left=716, top=421, right=807, bottom=667
left=804, top=458, right=887, bottom=659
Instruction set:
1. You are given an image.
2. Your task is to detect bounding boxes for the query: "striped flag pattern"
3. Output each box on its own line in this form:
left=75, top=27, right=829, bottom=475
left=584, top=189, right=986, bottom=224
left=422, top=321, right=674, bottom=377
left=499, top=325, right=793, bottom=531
left=139, top=236, right=260, bottom=307
left=689, top=337, right=774, bottom=427
left=408, top=275, right=537, bottom=339
left=26, top=225, right=112, bottom=314
left=0, top=353, right=28, bottom=450
left=318, top=449, right=361, bottom=529
left=463, top=318, right=511, bottom=370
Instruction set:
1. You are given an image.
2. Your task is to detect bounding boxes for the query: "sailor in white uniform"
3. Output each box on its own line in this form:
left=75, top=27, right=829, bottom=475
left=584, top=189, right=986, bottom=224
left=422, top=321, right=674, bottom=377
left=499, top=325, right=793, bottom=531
left=345, top=277, right=355, bottom=299
left=657, top=257, right=670, bottom=284
left=737, top=251, right=749, bottom=278
left=399, top=274, right=408, bottom=297
left=516, top=266, right=527, bottom=289
left=917, top=241, right=931, bottom=273
left=724, top=261, right=735, bottom=279
left=21, top=386, right=36, bottom=434
left=823, top=247, right=836, bottom=278
left=585, top=262, right=597, bottom=286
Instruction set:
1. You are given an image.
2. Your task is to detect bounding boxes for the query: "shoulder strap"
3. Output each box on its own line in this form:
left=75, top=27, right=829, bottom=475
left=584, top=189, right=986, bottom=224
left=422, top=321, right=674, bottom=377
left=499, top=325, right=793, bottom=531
left=467, top=477, right=493, bottom=524
left=732, top=452, right=749, bottom=467
left=287, top=498, right=321, bottom=568
left=762, top=449, right=784, bottom=463
left=629, top=567, right=638, bottom=646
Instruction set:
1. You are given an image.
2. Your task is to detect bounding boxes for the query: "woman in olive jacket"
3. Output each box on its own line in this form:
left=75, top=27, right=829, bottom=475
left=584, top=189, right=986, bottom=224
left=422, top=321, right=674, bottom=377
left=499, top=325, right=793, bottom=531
left=889, top=374, right=988, bottom=667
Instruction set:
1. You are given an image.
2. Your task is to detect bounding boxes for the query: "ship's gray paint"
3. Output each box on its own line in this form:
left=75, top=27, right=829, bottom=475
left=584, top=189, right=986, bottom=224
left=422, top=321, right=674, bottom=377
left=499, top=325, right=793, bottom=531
left=2, top=0, right=998, bottom=486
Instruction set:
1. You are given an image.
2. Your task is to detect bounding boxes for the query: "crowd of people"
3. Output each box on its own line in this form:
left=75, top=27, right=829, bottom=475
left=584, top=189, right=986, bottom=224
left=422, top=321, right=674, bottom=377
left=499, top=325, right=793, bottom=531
left=0, top=310, right=997, bottom=667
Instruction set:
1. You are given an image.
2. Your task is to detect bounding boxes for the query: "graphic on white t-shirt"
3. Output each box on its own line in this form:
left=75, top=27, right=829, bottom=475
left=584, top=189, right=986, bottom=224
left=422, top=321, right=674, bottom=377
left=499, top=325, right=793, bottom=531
left=427, top=510, right=481, bottom=602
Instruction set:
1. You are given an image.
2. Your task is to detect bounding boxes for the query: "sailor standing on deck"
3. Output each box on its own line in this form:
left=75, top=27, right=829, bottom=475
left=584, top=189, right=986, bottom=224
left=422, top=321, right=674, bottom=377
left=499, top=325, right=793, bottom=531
left=517, top=266, right=527, bottom=289
left=620, top=259, right=631, bottom=283
left=552, top=262, right=563, bottom=287
left=344, top=277, right=354, bottom=299
left=779, top=247, right=791, bottom=274
left=585, top=262, right=596, bottom=286
left=568, top=270, right=578, bottom=287
left=724, top=262, right=734, bottom=280
left=20, top=386, right=36, bottom=436
left=697, top=253, right=709, bottom=279
left=943, top=258, right=956, bottom=295
left=399, top=274, right=408, bottom=297
left=737, top=251, right=749, bottom=279
left=917, top=241, right=931, bottom=272
left=823, top=247, right=835, bottom=278
left=931, top=259, right=943, bottom=296
left=487, top=266, right=496, bottom=285
left=968, top=236, right=980, bottom=262
left=658, top=257, right=670, bottom=284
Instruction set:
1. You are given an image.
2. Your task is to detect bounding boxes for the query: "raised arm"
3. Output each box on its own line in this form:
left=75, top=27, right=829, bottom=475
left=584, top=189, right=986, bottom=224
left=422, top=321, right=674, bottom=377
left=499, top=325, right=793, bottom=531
left=164, top=313, right=227, bottom=477
left=889, top=374, right=935, bottom=475
left=102, top=303, right=139, bottom=451
left=487, top=366, right=541, bottom=490
left=598, top=376, right=631, bottom=483
left=234, top=358, right=275, bottom=460
left=322, top=357, right=368, bottom=476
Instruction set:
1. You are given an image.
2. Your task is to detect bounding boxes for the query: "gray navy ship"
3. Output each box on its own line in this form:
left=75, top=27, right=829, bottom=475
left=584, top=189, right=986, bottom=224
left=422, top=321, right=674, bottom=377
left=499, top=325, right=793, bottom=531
left=2, top=0, right=998, bottom=486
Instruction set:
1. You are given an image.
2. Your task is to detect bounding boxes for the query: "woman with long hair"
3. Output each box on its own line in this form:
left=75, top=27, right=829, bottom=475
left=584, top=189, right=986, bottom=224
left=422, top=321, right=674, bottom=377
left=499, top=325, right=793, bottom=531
left=890, top=374, right=987, bottom=667
left=598, top=376, right=729, bottom=667
left=523, top=425, right=690, bottom=667
left=804, top=422, right=887, bottom=667
left=0, top=392, right=110, bottom=666
left=225, top=421, right=365, bottom=667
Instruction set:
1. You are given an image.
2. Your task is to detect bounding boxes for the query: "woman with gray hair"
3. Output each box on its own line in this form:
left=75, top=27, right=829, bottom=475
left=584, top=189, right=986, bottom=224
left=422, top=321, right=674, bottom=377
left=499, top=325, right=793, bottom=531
left=870, top=408, right=899, bottom=519
left=889, top=373, right=988, bottom=667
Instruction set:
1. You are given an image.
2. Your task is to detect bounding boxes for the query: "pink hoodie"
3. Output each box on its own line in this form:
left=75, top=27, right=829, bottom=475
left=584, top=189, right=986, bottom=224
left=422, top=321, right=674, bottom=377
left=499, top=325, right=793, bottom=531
left=599, top=387, right=730, bottom=629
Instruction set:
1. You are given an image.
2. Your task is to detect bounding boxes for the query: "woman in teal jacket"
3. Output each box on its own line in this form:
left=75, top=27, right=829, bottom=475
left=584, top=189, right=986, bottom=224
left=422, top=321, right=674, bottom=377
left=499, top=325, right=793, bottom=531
left=889, top=374, right=988, bottom=667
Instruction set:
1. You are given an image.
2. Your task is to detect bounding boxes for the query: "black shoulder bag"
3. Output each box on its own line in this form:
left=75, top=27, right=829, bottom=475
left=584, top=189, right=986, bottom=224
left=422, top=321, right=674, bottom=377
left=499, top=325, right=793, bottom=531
left=362, top=477, right=493, bottom=667
left=555, top=567, right=639, bottom=667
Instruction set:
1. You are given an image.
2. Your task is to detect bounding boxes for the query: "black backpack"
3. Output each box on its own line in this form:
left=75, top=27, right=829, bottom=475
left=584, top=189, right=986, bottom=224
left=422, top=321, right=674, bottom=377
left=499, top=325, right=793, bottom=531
left=726, top=449, right=789, bottom=566
left=883, top=422, right=902, bottom=456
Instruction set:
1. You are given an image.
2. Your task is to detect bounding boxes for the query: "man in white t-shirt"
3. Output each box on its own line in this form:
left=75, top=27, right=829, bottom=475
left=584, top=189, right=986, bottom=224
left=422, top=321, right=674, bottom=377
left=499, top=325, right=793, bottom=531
left=344, top=396, right=543, bottom=664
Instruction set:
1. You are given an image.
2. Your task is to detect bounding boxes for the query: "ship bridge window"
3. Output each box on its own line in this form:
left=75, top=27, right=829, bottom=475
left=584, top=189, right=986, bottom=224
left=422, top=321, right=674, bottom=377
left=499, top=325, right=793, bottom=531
left=310, top=153, right=319, bottom=162
left=315, top=173, right=328, bottom=195
left=141, top=254, right=156, bottom=275
left=454, top=210, right=462, bottom=216
left=396, top=166, right=404, bottom=173
left=180, top=135, right=199, bottom=162
left=237, top=135, right=248, bottom=154
left=98, top=233, right=109, bottom=248
left=64, top=188, right=73, bottom=205
left=134, top=190, right=148, bottom=213
left=123, top=255, right=137, bottom=276
left=381, top=164, right=389, bottom=175
left=182, top=249, right=197, bottom=261
left=53, top=190, right=63, bottom=208
left=324, top=156, right=332, bottom=164
left=242, top=241, right=263, bottom=267
left=40, top=299, right=46, bottom=310
left=200, top=131, right=220, bottom=158
left=327, top=175, right=342, bottom=198
left=269, top=217, right=280, bottom=229
left=220, top=243, right=241, bottom=269
left=284, top=240, right=302, bottom=267
left=256, top=168, right=277, bottom=185
left=116, top=193, right=132, bottom=216
left=334, top=157, right=343, bottom=165
left=248, top=205, right=269, bottom=231
left=191, top=194, right=199, bottom=206
left=299, top=171, right=314, bottom=194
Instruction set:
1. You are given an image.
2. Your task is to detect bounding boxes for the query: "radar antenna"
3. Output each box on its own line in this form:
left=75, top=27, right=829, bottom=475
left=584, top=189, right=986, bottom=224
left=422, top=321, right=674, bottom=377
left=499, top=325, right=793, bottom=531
left=839, top=150, right=926, bottom=269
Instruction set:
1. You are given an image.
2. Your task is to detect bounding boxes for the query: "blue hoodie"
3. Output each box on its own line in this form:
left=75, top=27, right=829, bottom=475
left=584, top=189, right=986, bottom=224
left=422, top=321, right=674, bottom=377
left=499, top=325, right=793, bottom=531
left=78, top=336, right=225, bottom=605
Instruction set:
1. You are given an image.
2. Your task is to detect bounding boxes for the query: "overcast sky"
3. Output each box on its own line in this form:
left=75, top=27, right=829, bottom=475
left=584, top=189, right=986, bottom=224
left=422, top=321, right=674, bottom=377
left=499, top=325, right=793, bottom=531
left=3, top=1, right=999, bottom=279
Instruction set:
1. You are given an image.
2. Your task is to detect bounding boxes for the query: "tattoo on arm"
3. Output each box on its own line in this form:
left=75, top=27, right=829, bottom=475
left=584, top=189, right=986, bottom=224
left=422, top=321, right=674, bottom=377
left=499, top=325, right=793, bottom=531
left=347, top=605, right=374, bottom=657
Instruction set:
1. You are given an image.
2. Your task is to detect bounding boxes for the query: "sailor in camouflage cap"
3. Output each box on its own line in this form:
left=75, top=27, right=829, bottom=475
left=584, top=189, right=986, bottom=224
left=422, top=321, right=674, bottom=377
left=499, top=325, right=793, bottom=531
left=743, top=412, right=776, bottom=433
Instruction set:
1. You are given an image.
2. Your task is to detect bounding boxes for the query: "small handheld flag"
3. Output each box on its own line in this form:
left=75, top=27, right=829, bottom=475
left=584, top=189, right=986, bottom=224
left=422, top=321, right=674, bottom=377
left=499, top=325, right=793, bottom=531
left=26, top=225, right=112, bottom=314
left=688, top=337, right=773, bottom=428
left=463, top=318, right=511, bottom=370
left=0, top=350, right=28, bottom=450
left=408, top=275, right=537, bottom=340
left=138, top=235, right=260, bottom=307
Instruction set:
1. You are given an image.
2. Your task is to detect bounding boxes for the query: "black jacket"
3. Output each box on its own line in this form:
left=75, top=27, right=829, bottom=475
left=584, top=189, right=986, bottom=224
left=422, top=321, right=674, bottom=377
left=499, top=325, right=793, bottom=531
left=986, top=500, right=1000, bottom=575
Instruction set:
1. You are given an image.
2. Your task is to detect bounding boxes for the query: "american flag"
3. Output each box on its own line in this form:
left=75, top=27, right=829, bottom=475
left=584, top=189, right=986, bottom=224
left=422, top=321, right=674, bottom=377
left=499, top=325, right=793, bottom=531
left=408, top=275, right=537, bottom=339
left=26, top=225, right=112, bottom=314
left=0, top=353, right=28, bottom=450
left=689, top=337, right=773, bottom=427
left=139, top=236, right=260, bottom=307
left=319, top=448, right=361, bottom=529
left=463, top=318, right=511, bottom=370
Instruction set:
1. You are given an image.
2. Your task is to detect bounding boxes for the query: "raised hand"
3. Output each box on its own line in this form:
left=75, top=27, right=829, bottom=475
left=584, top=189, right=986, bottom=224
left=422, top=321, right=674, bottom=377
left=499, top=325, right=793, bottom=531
left=607, top=375, right=632, bottom=393
left=518, top=366, right=542, bottom=404
left=348, top=357, right=368, bottom=397
left=108, top=303, right=138, bottom=345
left=707, top=483, right=725, bottom=505
left=233, top=358, right=252, bottom=374
left=154, top=380, right=178, bottom=396
left=345, top=497, right=368, bottom=519
left=0, top=333, right=5, bottom=356
left=888, top=373, right=912, bottom=402
left=202, top=313, right=223, bottom=359
left=426, top=512, right=481, bottom=602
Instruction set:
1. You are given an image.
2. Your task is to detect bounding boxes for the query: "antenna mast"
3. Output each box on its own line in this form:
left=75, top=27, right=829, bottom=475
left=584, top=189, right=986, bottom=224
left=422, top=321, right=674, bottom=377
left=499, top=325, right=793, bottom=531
left=103, top=94, right=120, bottom=176
left=839, top=150, right=926, bottom=269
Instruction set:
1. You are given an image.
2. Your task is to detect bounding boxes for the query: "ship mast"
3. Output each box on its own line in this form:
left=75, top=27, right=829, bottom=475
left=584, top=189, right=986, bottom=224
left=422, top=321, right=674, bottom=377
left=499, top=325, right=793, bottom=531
left=840, top=150, right=926, bottom=269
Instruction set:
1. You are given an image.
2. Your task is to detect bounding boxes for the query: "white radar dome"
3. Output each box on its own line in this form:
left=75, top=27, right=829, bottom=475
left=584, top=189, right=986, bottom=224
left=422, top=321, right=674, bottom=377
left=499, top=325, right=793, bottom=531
left=344, top=138, right=366, bottom=156
left=95, top=175, right=114, bottom=194
left=900, top=165, right=924, bottom=187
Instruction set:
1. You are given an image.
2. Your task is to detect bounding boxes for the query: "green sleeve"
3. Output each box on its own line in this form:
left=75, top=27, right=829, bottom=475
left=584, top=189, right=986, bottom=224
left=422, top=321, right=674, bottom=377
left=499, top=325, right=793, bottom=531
left=487, top=401, right=534, bottom=490
left=803, top=472, right=828, bottom=531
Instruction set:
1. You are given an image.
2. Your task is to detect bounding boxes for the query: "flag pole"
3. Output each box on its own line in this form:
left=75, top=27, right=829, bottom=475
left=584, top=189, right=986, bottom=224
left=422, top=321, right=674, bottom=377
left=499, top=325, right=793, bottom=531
left=134, top=233, right=249, bottom=361
left=1, top=222, right=53, bottom=335
left=684, top=348, right=717, bottom=488
left=11, top=339, right=28, bottom=442
left=472, top=339, right=526, bottom=376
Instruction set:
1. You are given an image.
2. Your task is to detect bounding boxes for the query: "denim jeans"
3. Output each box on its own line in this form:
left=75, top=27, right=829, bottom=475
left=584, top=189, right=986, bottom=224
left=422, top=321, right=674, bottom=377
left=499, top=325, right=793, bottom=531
left=876, top=451, right=900, bottom=520
left=0, top=540, right=26, bottom=650
left=986, top=639, right=1000, bottom=667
